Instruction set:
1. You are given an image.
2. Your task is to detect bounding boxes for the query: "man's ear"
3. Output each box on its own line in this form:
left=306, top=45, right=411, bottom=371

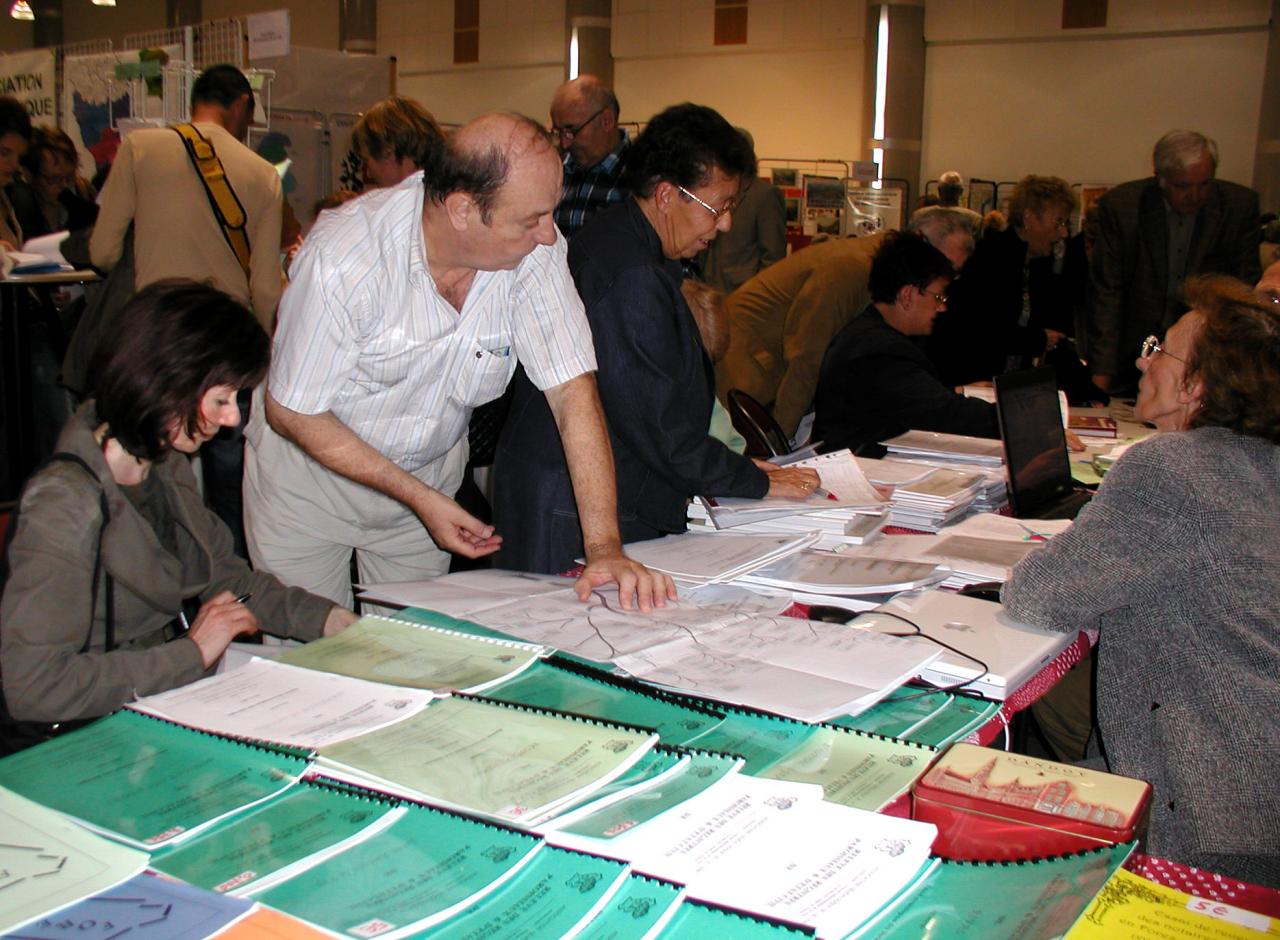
left=599, top=109, right=616, bottom=132
left=443, top=191, right=474, bottom=231
left=652, top=180, right=675, bottom=216
left=895, top=284, right=917, bottom=310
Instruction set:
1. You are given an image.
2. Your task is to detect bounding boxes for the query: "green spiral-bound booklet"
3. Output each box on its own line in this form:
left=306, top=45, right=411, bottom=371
left=680, top=706, right=819, bottom=774
left=0, top=709, right=307, bottom=850
left=573, top=873, right=684, bottom=940
left=655, top=900, right=813, bottom=938
left=847, top=841, right=1134, bottom=939
left=277, top=613, right=547, bottom=693
left=413, top=846, right=629, bottom=940
left=482, top=658, right=725, bottom=747
left=151, top=778, right=400, bottom=895
left=757, top=725, right=936, bottom=811
left=317, top=695, right=659, bottom=827
left=829, top=689, right=1000, bottom=747
left=254, top=799, right=543, bottom=939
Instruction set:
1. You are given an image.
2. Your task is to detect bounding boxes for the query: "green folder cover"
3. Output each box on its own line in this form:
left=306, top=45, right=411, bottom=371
left=847, top=842, right=1135, bottom=940
left=757, top=726, right=936, bottom=811
left=573, top=873, right=683, bottom=940
left=553, top=751, right=741, bottom=842
left=552, top=748, right=685, bottom=820
left=151, top=779, right=398, bottom=894
left=317, top=696, right=658, bottom=826
left=830, top=690, right=1000, bottom=748
left=254, top=799, right=542, bottom=938
left=656, top=899, right=813, bottom=938
left=277, top=614, right=545, bottom=693
left=416, top=846, right=628, bottom=939
left=0, top=710, right=307, bottom=849
left=483, top=659, right=724, bottom=747
left=682, top=707, right=819, bottom=774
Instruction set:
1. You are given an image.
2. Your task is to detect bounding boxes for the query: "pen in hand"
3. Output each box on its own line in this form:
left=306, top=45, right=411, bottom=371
left=234, top=592, right=253, bottom=604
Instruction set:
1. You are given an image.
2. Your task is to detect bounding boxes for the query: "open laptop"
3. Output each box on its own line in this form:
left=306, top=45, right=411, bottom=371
left=994, top=366, right=1093, bottom=520
left=853, top=590, right=1076, bottom=701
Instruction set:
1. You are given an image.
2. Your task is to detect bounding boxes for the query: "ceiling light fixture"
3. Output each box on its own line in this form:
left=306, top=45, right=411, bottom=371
left=92, top=0, right=117, bottom=6
left=9, top=1, right=34, bottom=20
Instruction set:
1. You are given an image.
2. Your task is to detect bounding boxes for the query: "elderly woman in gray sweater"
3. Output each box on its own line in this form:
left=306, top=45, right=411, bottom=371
left=1002, top=275, right=1280, bottom=886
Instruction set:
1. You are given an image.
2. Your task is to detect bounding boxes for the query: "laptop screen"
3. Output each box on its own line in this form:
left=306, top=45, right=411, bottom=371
left=994, top=367, right=1075, bottom=516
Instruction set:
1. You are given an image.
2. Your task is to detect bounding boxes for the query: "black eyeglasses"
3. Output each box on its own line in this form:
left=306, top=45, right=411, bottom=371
left=552, top=107, right=605, bottom=141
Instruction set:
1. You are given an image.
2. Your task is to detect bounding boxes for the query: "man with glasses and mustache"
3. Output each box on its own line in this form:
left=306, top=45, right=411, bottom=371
left=1087, top=130, right=1260, bottom=394
left=550, top=75, right=630, bottom=237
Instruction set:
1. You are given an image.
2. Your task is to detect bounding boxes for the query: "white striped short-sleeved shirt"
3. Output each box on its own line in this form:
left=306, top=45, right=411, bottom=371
left=269, top=172, right=597, bottom=471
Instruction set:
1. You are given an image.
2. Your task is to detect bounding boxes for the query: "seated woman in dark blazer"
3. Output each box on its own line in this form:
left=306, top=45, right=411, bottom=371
left=1, top=280, right=356, bottom=745
left=1002, top=275, right=1280, bottom=886
left=493, top=104, right=818, bottom=574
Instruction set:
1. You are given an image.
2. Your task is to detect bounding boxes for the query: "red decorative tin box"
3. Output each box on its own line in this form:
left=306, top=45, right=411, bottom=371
left=911, top=743, right=1151, bottom=860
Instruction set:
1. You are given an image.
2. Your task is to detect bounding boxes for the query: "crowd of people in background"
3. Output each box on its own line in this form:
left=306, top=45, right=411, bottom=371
left=0, top=66, right=1277, bottom=886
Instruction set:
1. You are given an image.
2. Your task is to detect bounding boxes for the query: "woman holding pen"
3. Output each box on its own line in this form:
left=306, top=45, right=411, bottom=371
left=0, top=280, right=356, bottom=751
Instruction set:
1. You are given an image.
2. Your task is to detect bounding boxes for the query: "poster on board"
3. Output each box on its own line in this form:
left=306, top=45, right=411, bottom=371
left=61, top=46, right=182, bottom=180
left=846, top=185, right=903, bottom=236
left=0, top=49, right=56, bottom=126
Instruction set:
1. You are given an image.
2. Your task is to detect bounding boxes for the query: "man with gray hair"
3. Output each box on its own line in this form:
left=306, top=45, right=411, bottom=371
left=244, top=112, right=673, bottom=611
left=715, top=207, right=977, bottom=438
left=550, top=75, right=630, bottom=237
left=1087, top=129, right=1260, bottom=391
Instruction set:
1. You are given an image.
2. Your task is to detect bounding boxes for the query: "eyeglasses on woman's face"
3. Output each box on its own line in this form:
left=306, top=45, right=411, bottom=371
left=1139, top=334, right=1186, bottom=363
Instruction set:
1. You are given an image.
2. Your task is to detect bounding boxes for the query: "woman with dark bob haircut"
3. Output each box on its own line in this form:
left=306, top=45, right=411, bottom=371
left=1003, top=275, right=1280, bottom=886
left=1, top=280, right=355, bottom=748
left=494, top=103, right=819, bottom=573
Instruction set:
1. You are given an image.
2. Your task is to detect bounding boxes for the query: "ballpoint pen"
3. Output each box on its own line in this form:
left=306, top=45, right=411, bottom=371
left=234, top=592, right=253, bottom=604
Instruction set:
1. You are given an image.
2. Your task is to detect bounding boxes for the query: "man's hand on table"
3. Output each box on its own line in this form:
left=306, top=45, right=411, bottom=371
left=575, top=544, right=678, bottom=613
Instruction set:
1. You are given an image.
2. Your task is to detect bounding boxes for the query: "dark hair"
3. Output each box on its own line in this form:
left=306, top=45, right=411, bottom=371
left=21, top=125, right=77, bottom=178
left=422, top=113, right=551, bottom=224
left=191, top=64, right=253, bottom=111
left=1180, top=275, right=1280, bottom=444
left=353, top=95, right=445, bottom=168
left=621, top=103, right=756, bottom=199
left=88, top=280, right=269, bottom=461
left=867, top=231, right=955, bottom=305
left=0, top=95, right=32, bottom=141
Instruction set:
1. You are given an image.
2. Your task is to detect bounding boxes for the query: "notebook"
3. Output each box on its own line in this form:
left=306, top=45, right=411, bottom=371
left=994, top=366, right=1093, bottom=519
left=851, top=590, right=1077, bottom=700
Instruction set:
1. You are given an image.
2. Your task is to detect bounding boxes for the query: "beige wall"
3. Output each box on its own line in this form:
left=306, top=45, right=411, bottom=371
left=922, top=0, right=1269, bottom=188
left=613, top=0, right=866, bottom=163
left=382, top=0, right=565, bottom=123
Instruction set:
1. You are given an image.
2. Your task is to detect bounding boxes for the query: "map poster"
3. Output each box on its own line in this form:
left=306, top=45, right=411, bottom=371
left=0, top=49, right=56, bottom=126
left=62, top=46, right=182, bottom=179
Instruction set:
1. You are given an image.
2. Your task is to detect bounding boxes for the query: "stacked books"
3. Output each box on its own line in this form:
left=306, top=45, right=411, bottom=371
left=687, top=449, right=890, bottom=550
left=1068, top=413, right=1119, bottom=439
left=880, top=430, right=1005, bottom=467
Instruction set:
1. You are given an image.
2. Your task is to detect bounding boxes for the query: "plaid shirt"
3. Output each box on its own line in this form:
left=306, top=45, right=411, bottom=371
left=554, top=133, right=631, bottom=238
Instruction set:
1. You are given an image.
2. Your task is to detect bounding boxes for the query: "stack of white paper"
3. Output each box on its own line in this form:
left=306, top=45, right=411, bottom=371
left=856, top=456, right=1007, bottom=531
left=130, top=657, right=436, bottom=748
left=880, top=430, right=1005, bottom=466
left=545, top=773, right=937, bottom=939
left=688, top=450, right=890, bottom=549
left=737, top=551, right=947, bottom=596
left=614, top=530, right=820, bottom=584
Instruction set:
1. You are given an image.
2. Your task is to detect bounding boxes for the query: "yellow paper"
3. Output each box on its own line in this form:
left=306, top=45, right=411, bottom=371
left=1067, top=868, right=1280, bottom=939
